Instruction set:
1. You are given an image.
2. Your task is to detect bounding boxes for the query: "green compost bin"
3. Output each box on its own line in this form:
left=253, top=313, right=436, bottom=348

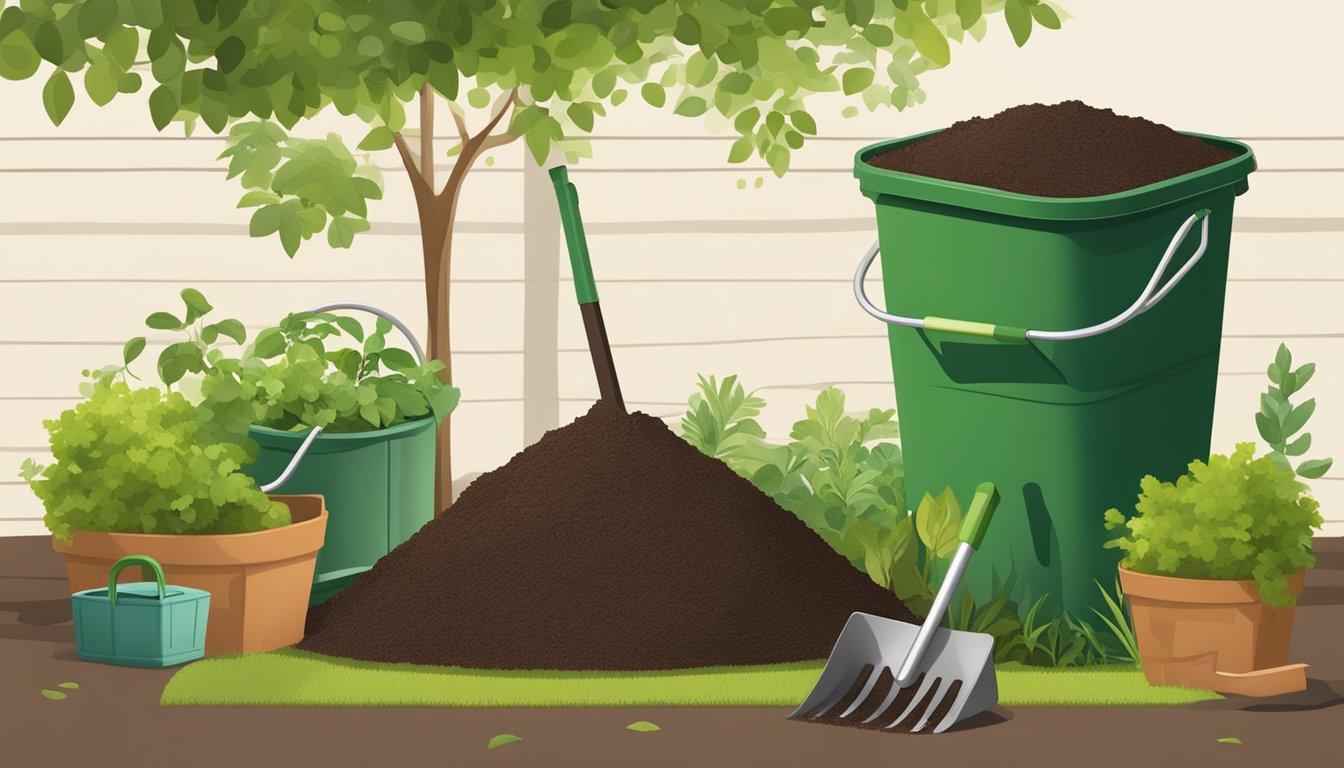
left=853, top=130, right=1256, bottom=619
left=243, top=418, right=436, bottom=605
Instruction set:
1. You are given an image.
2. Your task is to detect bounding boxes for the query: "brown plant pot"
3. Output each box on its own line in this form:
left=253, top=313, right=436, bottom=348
left=1119, top=565, right=1308, bottom=696
left=53, top=494, right=327, bottom=657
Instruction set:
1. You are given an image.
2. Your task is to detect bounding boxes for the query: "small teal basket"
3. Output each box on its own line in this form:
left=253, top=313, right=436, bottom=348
left=70, top=555, right=210, bottom=668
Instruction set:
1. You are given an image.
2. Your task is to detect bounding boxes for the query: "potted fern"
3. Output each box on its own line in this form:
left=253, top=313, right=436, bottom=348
left=1105, top=345, right=1330, bottom=697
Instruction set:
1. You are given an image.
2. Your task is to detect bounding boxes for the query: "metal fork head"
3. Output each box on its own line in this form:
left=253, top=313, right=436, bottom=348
left=788, top=612, right=998, bottom=734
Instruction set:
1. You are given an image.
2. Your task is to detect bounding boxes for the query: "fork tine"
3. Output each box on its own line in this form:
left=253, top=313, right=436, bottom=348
left=859, top=672, right=909, bottom=725
left=836, top=665, right=885, bottom=719
left=883, top=674, right=939, bottom=729
left=910, top=677, right=956, bottom=733
left=803, top=663, right=873, bottom=720
left=931, top=680, right=973, bottom=734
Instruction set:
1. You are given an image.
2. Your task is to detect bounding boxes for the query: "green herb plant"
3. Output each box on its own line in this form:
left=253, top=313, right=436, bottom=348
left=1104, top=443, right=1322, bottom=606
left=1256, top=343, right=1332, bottom=479
left=96, top=288, right=460, bottom=439
left=20, top=382, right=289, bottom=543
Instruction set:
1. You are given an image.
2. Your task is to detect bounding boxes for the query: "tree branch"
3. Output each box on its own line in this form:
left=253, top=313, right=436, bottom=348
left=448, top=104, right=470, bottom=145
left=393, top=131, right=433, bottom=200
left=473, top=89, right=518, bottom=146
left=419, top=84, right=435, bottom=190
left=478, top=131, right=521, bottom=152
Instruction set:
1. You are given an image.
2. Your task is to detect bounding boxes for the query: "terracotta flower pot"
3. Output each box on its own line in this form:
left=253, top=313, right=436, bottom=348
left=1119, top=565, right=1308, bottom=697
left=53, top=494, right=327, bottom=657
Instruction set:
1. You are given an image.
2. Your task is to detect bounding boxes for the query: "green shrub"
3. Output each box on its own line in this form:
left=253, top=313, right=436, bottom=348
left=21, top=382, right=288, bottom=543
left=96, top=288, right=459, bottom=437
left=1104, top=442, right=1322, bottom=606
left=679, top=375, right=1136, bottom=666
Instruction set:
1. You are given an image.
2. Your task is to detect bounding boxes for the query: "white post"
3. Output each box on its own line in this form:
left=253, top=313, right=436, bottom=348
left=521, top=153, right=561, bottom=443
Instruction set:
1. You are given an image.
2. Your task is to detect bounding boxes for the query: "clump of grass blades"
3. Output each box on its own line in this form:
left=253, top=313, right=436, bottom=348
left=958, top=577, right=1139, bottom=668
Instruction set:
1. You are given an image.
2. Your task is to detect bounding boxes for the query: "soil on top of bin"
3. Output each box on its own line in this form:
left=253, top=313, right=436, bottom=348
left=867, top=100, right=1240, bottom=197
left=299, top=400, right=914, bottom=670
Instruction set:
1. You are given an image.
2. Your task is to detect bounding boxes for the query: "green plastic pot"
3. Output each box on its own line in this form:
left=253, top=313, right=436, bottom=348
left=853, top=130, right=1256, bottom=619
left=244, top=417, right=436, bottom=605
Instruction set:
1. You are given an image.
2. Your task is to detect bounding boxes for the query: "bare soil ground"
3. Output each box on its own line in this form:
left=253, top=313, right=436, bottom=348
left=3, top=536, right=1341, bottom=768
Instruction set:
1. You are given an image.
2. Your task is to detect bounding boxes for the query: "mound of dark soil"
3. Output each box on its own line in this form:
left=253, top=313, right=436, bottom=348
left=299, top=401, right=913, bottom=670
left=867, top=100, right=1239, bottom=197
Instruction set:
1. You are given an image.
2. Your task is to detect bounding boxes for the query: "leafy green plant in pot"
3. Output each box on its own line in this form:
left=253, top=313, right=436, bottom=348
left=1105, top=442, right=1323, bottom=696
left=135, top=289, right=459, bottom=604
left=21, top=370, right=328, bottom=657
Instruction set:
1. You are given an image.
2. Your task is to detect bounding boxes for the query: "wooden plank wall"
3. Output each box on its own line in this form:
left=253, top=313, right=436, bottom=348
left=1, top=1, right=1340, bottom=535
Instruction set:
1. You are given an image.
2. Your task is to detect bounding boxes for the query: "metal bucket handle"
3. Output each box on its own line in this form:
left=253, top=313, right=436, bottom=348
left=258, top=302, right=426, bottom=493
left=853, top=209, right=1212, bottom=343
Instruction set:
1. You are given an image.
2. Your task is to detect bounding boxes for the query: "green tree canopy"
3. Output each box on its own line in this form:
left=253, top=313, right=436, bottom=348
left=1, top=0, right=1060, bottom=507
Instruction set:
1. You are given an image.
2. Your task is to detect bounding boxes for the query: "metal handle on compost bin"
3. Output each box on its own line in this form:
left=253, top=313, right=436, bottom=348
left=106, top=555, right=167, bottom=605
left=258, top=302, right=427, bottom=493
left=853, top=209, right=1212, bottom=343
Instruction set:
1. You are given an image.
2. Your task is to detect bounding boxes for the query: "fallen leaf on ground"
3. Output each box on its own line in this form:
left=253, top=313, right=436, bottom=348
left=1216, top=737, right=1242, bottom=745
left=625, top=721, right=661, bottom=732
left=487, top=734, right=522, bottom=750
left=40, top=690, right=67, bottom=701
left=58, top=682, right=79, bottom=689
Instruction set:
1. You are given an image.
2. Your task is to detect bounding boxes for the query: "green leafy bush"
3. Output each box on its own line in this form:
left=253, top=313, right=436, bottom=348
left=678, top=375, right=1136, bottom=666
left=1104, top=443, right=1322, bottom=606
left=99, top=288, right=459, bottom=437
left=21, top=382, right=288, bottom=542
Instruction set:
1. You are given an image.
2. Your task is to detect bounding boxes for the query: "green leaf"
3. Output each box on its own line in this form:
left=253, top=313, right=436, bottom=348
left=673, top=96, right=708, bottom=117
left=1293, top=362, right=1316, bottom=390
left=487, top=734, right=521, bottom=750
left=42, top=70, right=75, bottom=126
left=466, top=87, right=490, bottom=108
left=149, top=85, right=177, bottom=131
left=358, top=126, right=395, bottom=151
left=79, top=0, right=120, bottom=38
left=916, top=487, right=962, bottom=558
left=640, top=82, right=665, bottom=108
left=727, top=137, right=753, bottom=164
left=1296, top=458, right=1333, bottom=479
left=542, top=0, right=573, bottom=28
left=1267, top=362, right=1281, bottom=386
left=57, top=682, right=79, bottom=689
left=1281, top=398, right=1315, bottom=438
left=145, top=311, right=183, bottom=330
left=1031, top=4, right=1062, bottom=30
left=842, top=68, right=874, bottom=95
left=356, top=35, right=383, bottom=58
left=84, top=61, right=120, bottom=106
left=40, top=690, right=67, bottom=701
left=180, top=288, right=213, bottom=320
left=956, top=0, right=983, bottom=29
left=215, top=36, right=245, bottom=74
left=909, top=10, right=951, bottom=67
left=34, top=22, right=63, bottom=65
left=123, top=337, right=146, bottom=366
left=252, top=327, right=287, bottom=358
left=1275, top=343, right=1292, bottom=376
left=250, top=204, right=287, bottom=237
left=790, top=111, right=817, bottom=136
left=567, top=102, right=594, bottom=132
left=317, top=12, right=347, bottom=32
left=1004, top=0, right=1033, bottom=47
left=104, top=26, right=139, bottom=72
left=625, top=721, right=661, bottom=732
left=1255, top=411, right=1282, bottom=445
left=209, top=319, right=247, bottom=344
left=389, top=21, right=427, bottom=44
left=1216, top=737, right=1242, bottom=746
left=379, top=348, right=417, bottom=372
left=1285, top=433, right=1311, bottom=457
left=0, top=30, right=41, bottom=81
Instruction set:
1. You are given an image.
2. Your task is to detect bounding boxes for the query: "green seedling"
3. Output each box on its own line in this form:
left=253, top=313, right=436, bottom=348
left=1257, top=343, right=1333, bottom=479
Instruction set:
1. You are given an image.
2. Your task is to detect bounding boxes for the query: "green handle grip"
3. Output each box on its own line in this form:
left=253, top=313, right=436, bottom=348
left=958, top=482, right=1001, bottom=550
left=106, top=555, right=167, bottom=605
left=548, top=165, right=599, bottom=305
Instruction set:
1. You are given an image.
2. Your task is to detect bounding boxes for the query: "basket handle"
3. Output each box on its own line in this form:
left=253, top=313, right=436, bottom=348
left=853, top=209, right=1212, bottom=343
left=107, top=555, right=166, bottom=605
left=258, top=302, right=425, bottom=493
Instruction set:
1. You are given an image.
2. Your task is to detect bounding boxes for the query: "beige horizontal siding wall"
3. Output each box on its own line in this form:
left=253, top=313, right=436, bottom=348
left=2, top=0, right=1341, bottom=535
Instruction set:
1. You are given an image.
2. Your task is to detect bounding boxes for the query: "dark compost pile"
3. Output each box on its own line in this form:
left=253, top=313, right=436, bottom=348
left=300, top=401, right=914, bottom=670
left=867, top=100, right=1239, bottom=197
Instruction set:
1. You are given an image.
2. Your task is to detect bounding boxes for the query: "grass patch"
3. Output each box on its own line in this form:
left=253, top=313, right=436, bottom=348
left=161, top=649, right=1219, bottom=708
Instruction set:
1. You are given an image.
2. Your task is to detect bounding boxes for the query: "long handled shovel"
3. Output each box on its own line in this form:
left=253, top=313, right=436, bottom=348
left=548, top=165, right=624, bottom=412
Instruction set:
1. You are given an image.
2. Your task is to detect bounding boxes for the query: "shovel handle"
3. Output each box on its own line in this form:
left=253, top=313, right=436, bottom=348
left=896, top=483, right=1001, bottom=687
